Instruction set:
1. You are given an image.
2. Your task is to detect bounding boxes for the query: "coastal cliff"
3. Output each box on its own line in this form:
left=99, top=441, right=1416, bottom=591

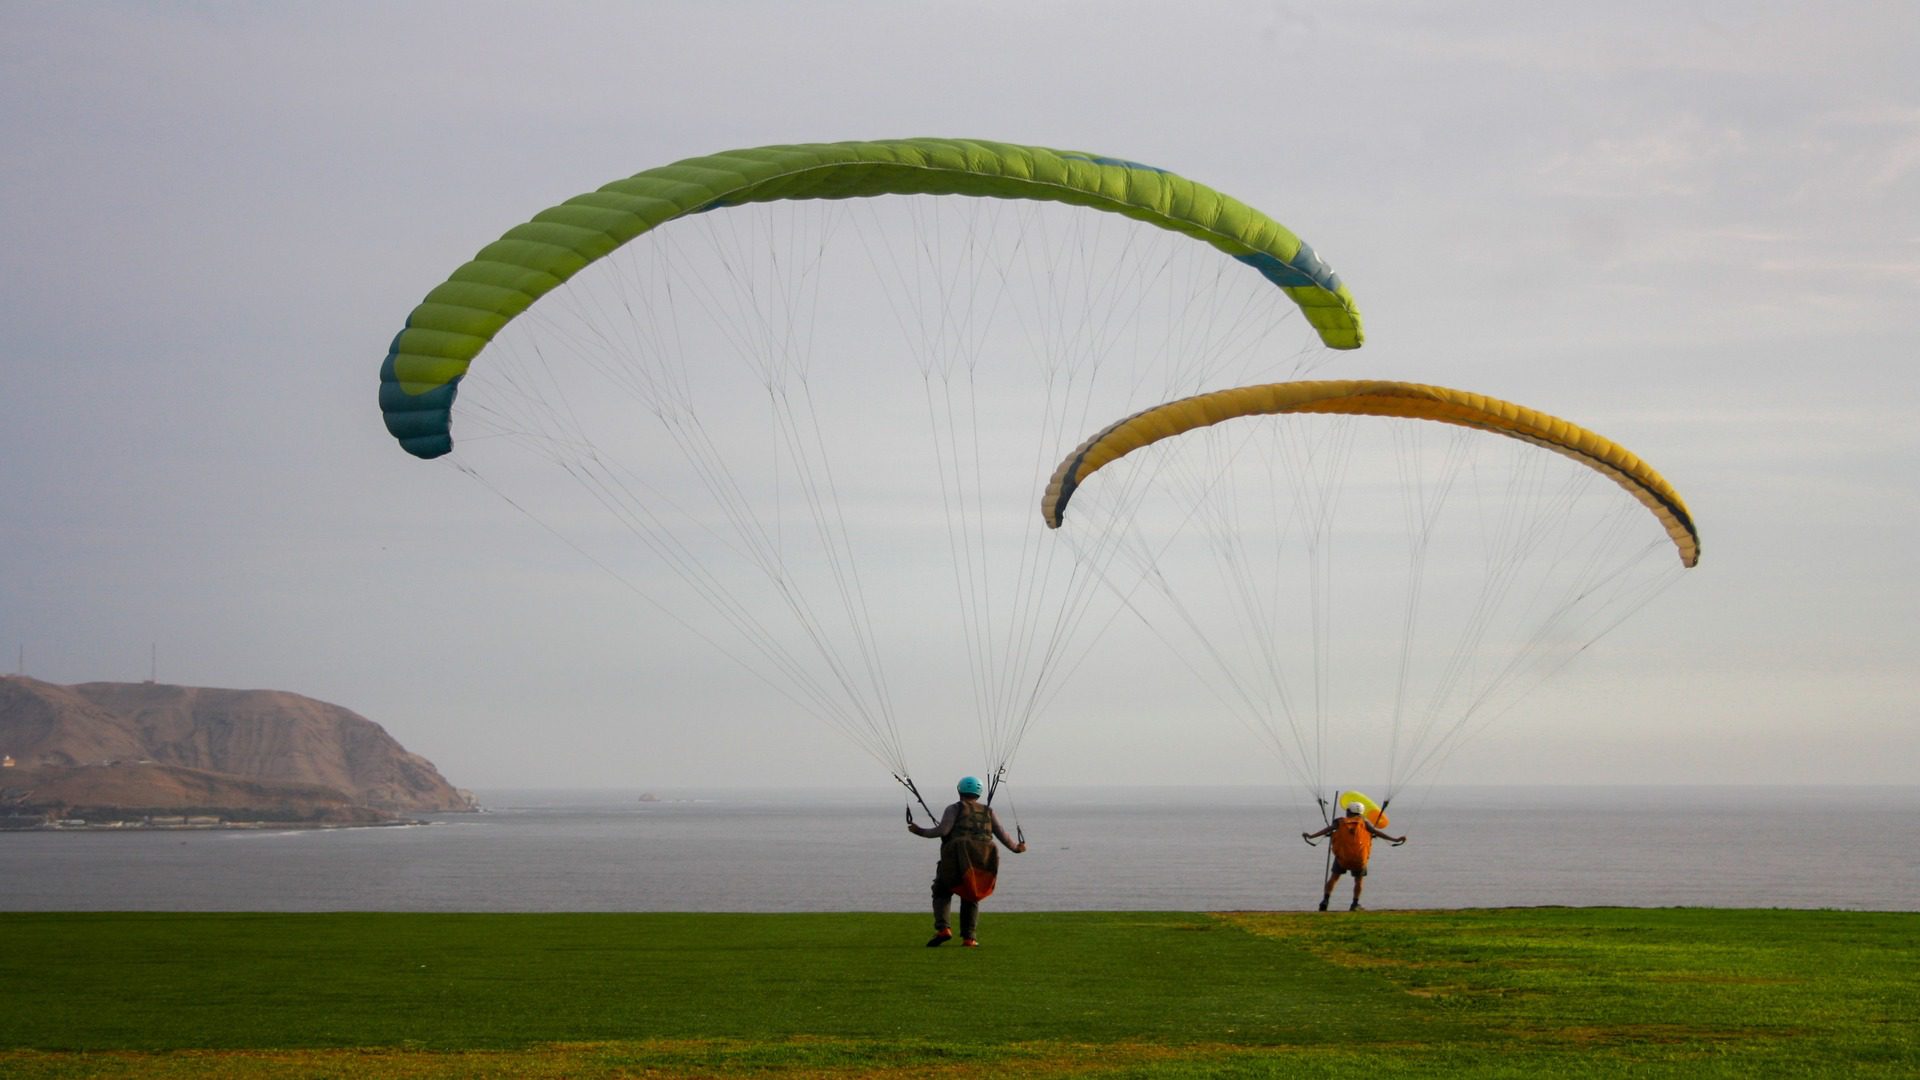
left=0, top=677, right=473, bottom=825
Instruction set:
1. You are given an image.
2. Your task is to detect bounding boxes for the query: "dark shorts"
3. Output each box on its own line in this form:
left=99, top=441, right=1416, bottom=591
left=1331, top=861, right=1368, bottom=878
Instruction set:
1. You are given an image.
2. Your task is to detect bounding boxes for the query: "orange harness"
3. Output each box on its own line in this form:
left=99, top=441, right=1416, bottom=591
left=1330, top=817, right=1373, bottom=868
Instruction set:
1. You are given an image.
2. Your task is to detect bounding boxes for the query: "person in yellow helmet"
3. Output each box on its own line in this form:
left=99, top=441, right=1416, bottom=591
left=1302, top=801, right=1407, bottom=911
left=909, top=775, right=1027, bottom=947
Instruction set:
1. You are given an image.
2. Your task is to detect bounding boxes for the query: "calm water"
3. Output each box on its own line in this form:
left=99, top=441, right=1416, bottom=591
left=2, top=786, right=1914, bottom=912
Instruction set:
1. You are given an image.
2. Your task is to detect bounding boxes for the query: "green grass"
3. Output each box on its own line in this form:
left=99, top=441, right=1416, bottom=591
left=0, top=909, right=1913, bottom=1077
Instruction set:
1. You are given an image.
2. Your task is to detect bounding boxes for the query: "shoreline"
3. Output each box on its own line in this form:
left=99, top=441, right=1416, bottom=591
left=1, top=817, right=432, bottom=832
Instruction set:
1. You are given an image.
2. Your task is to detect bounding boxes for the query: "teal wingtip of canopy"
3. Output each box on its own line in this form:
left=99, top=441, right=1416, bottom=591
left=379, top=330, right=456, bottom=459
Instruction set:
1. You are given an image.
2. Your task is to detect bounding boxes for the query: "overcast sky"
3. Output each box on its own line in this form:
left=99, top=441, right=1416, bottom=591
left=3, top=2, right=1915, bottom=793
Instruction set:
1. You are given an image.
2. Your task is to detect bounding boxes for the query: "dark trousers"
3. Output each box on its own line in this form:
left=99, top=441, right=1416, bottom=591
left=932, top=879, right=978, bottom=938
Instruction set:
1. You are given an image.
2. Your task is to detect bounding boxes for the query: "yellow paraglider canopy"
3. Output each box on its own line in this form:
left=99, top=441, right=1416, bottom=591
left=1335, top=790, right=1389, bottom=829
left=1042, top=379, right=1699, bottom=567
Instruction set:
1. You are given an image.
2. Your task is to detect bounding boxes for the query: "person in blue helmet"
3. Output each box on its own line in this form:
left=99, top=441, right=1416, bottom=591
left=908, top=775, right=1027, bottom=947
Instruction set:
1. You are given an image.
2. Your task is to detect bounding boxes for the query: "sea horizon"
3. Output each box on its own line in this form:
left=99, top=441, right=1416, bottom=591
left=5, top=784, right=1914, bottom=914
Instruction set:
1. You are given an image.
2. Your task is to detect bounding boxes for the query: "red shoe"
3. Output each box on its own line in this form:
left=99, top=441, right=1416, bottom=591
left=961, top=938, right=979, bottom=948
left=926, top=929, right=953, bottom=947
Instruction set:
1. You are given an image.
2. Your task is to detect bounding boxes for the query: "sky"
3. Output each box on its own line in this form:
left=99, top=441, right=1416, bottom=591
left=2, top=1, right=1915, bottom=793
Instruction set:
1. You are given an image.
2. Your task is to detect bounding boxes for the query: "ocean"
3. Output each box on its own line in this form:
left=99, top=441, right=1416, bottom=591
left=2, top=786, right=1914, bottom=912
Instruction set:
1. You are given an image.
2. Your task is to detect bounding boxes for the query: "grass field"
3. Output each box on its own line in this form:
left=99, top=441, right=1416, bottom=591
left=1, top=908, right=1914, bottom=1077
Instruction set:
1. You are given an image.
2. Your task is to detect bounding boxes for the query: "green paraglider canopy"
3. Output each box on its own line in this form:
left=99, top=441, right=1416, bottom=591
left=380, top=138, right=1364, bottom=459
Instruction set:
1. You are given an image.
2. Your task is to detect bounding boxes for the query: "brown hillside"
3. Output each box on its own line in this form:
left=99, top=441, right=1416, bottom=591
left=2, top=762, right=392, bottom=824
left=0, top=680, right=149, bottom=767
left=0, top=677, right=469, bottom=812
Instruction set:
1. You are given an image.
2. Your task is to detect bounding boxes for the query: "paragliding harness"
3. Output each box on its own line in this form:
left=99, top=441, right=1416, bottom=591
left=1303, top=792, right=1391, bottom=877
left=903, top=767, right=1025, bottom=904
left=944, top=802, right=1001, bottom=902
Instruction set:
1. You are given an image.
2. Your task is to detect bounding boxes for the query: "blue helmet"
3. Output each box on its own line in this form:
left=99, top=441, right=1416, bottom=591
left=957, top=775, right=985, bottom=797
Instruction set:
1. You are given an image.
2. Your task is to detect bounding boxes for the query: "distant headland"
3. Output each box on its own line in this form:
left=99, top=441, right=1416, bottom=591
left=0, top=676, right=476, bottom=829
